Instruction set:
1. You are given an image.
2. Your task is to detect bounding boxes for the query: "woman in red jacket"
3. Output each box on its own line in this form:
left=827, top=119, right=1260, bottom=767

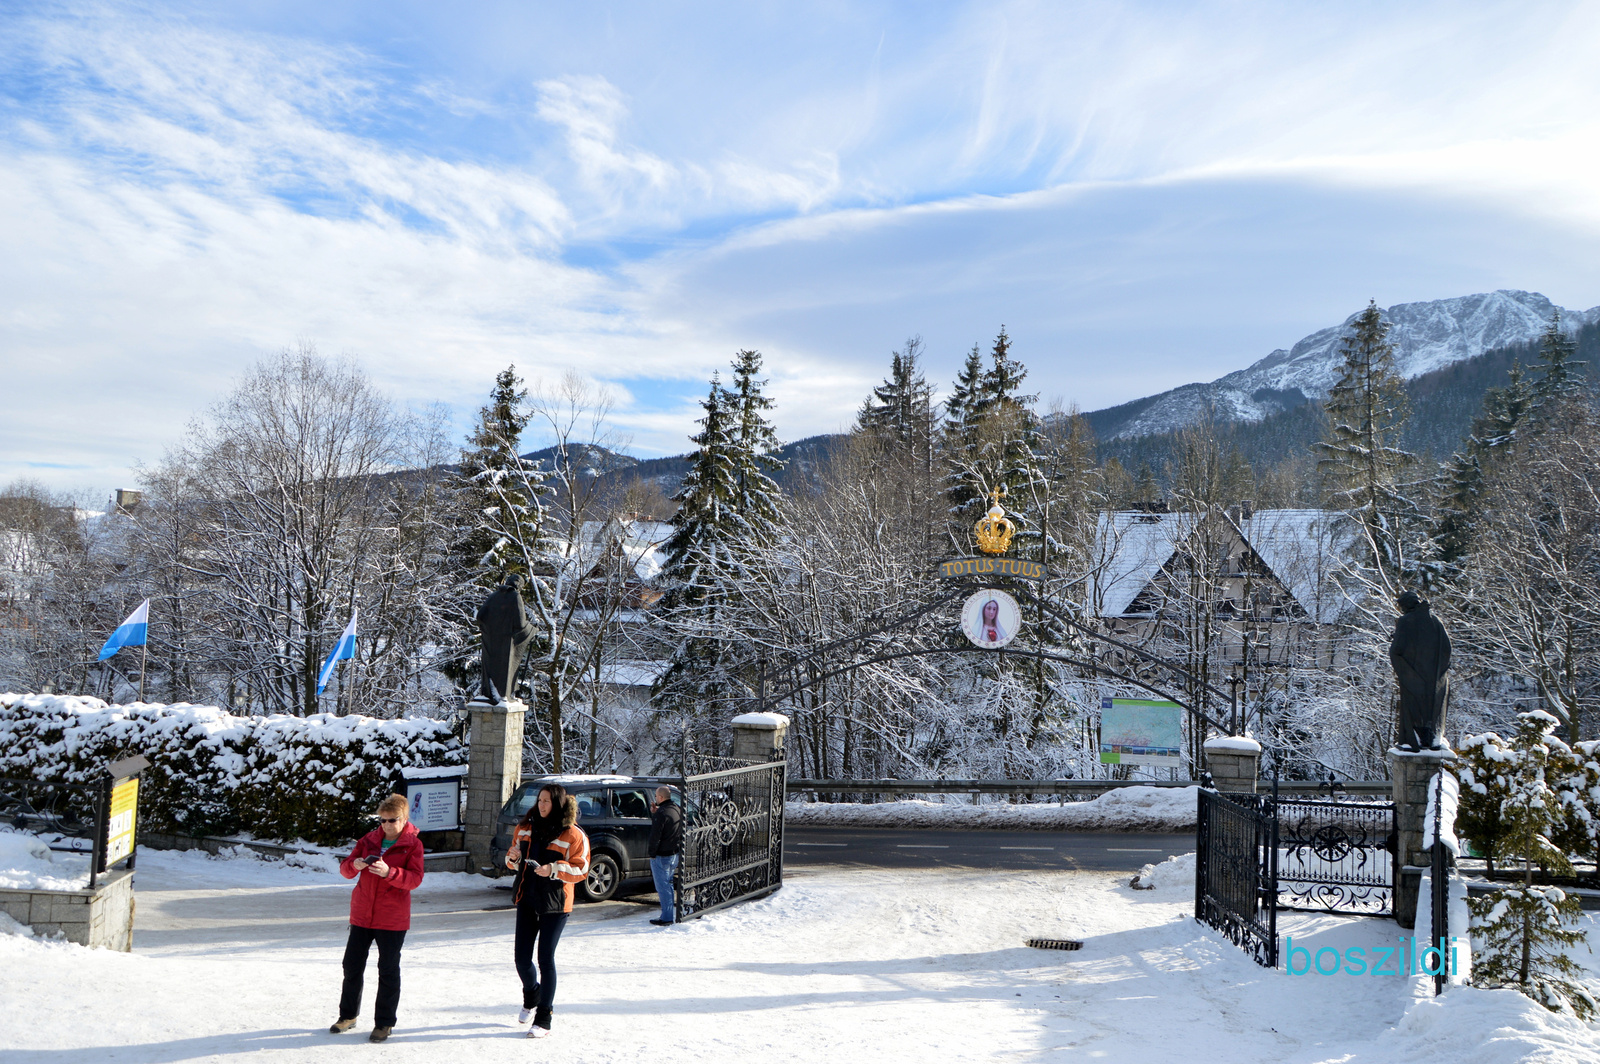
left=330, top=793, right=425, bottom=1043
left=505, top=783, right=590, bottom=1037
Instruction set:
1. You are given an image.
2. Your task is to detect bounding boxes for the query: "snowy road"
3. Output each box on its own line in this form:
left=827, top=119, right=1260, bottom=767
left=786, top=828, right=1194, bottom=871
left=4, top=847, right=1599, bottom=1063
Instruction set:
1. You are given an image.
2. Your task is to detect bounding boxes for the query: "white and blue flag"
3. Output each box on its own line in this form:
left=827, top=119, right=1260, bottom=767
left=316, top=609, right=358, bottom=696
left=97, top=600, right=150, bottom=661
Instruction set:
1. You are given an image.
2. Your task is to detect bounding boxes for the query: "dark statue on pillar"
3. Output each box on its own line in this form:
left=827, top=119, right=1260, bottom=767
left=1389, top=590, right=1451, bottom=751
left=475, top=573, right=535, bottom=704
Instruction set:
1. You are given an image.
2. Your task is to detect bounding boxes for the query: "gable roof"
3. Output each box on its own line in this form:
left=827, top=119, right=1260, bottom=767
left=1091, top=508, right=1355, bottom=623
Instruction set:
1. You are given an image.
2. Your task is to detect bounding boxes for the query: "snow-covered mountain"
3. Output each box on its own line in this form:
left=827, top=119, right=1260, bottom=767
left=1090, top=290, right=1600, bottom=441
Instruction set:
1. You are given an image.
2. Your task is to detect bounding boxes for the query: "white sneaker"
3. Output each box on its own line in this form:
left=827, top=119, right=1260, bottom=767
left=527, top=1024, right=551, bottom=1039
left=517, top=1008, right=533, bottom=1024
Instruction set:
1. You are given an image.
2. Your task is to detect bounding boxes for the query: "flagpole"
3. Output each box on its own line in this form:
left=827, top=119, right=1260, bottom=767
left=139, top=641, right=147, bottom=703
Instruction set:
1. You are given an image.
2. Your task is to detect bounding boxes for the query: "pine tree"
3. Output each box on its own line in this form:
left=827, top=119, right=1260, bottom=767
left=858, top=336, right=936, bottom=453
left=1314, top=301, right=1416, bottom=587
left=1435, top=363, right=1535, bottom=563
left=655, top=357, right=786, bottom=756
left=725, top=349, right=786, bottom=550
left=943, top=328, right=1046, bottom=543
left=1460, top=712, right=1597, bottom=1018
left=1532, top=312, right=1585, bottom=409
left=447, top=366, right=552, bottom=695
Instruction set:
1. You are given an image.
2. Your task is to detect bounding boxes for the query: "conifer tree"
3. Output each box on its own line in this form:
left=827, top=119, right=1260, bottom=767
left=943, top=327, right=1046, bottom=544
left=1460, top=712, right=1597, bottom=1018
left=1435, top=363, right=1535, bottom=563
left=447, top=366, right=552, bottom=694
left=1314, top=301, right=1416, bottom=589
left=655, top=355, right=787, bottom=756
left=1532, top=312, right=1585, bottom=409
left=858, top=336, right=936, bottom=454
left=726, top=349, right=786, bottom=550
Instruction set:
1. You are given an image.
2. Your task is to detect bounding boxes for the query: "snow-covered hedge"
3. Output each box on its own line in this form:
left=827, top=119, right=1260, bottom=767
left=0, top=694, right=465, bottom=846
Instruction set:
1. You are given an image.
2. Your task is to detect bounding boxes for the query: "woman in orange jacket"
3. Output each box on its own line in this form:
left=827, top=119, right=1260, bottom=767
left=505, top=783, right=590, bottom=1038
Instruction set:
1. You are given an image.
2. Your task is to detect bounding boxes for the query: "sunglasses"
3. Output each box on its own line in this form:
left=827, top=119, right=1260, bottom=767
left=379, top=817, right=403, bottom=824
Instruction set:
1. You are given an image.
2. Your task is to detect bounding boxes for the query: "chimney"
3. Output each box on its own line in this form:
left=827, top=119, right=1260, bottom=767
left=1240, top=499, right=1254, bottom=521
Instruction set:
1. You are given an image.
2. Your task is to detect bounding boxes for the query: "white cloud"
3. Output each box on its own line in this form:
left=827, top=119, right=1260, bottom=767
left=5, top=0, right=1600, bottom=500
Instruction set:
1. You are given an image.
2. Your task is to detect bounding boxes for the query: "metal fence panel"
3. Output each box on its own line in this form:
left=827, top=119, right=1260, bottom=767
left=1195, top=789, right=1278, bottom=968
left=674, top=755, right=786, bottom=921
left=1274, top=797, right=1394, bottom=916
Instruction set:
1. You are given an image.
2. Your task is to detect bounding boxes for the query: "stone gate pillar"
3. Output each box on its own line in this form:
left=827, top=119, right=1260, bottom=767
left=1388, top=745, right=1454, bottom=928
left=465, top=698, right=525, bottom=874
left=1203, top=736, right=1261, bottom=793
left=732, top=712, right=790, bottom=761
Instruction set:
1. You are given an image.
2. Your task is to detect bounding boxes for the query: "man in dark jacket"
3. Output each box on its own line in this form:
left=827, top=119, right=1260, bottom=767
left=647, top=787, right=682, bottom=926
left=1390, top=590, right=1451, bottom=751
left=330, top=794, right=425, bottom=1042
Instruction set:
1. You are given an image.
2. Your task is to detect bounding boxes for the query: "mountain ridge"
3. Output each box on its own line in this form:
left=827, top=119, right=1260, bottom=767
left=1086, top=290, right=1600, bottom=442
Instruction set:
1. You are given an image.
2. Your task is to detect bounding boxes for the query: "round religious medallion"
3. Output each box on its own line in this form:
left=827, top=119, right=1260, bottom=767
left=961, top=589, right=1021, bottom=649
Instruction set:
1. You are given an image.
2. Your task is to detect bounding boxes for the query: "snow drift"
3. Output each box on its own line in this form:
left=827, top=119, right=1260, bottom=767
left=786, top=785, right=1199, bottom=832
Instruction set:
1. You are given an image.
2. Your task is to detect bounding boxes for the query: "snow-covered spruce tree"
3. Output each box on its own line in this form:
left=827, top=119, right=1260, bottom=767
left=653, top=361, right=785, bottom=760
left=1460, top=711, right=1597, bottom=1017
left=1434, top=362, right=1535, bottom=565
left=448, top=366, right=554, bottom=701
left=943, top=327, right=1047, bottom=550
left=1314, top=300, right=1421, bottom=597
left=1531, top=311, right=1586, bottom=410
left=857, top=337, right=941, bottom=565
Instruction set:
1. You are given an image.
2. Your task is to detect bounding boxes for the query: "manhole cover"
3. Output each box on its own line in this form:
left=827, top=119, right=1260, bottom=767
left=1026, top=938, right=1082, bottom=951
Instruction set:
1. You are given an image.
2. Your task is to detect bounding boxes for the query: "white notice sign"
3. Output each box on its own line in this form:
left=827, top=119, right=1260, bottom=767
left=405, top=777, right=461, bottom=832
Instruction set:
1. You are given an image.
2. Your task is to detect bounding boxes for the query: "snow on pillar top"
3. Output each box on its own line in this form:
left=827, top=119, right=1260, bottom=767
left=1202, top=736, right=1262, bottom=754
left=731, top=712, right=791, bottom=729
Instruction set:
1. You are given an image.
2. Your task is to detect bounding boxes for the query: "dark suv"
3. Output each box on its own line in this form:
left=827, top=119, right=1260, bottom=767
left=489, top=775, right=682, bottom=903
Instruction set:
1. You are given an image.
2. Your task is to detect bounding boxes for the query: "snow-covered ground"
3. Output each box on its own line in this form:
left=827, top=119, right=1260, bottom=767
left=2, top=845, right=1598, bottom=1063
left=786, top=785, right=1200, bottom=832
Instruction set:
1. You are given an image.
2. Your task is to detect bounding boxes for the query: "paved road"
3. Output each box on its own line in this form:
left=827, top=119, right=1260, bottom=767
left=783, top=827, right=1194, bottom=872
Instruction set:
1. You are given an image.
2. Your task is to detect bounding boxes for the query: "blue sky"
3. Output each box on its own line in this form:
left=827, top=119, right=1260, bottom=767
left=5, top=0, right=1600, bottom=500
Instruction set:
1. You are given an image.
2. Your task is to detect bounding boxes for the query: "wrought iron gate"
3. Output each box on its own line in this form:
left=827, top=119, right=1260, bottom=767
left=1275, top=797, right=1394, bottom=916
left=674, top=754, right=786, bottom=921
left=1195, top=789, right=1278, bottom=968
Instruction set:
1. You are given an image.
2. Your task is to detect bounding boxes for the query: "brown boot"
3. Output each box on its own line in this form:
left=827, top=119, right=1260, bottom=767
left=329, top=1018, right=356, bottom=1034
left=369, top=1027, right=392, bottom=1043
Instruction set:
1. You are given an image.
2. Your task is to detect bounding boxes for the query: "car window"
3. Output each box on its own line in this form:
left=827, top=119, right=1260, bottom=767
left=575, top=791, right=606, bottom=821
left=507, top=785, right=539, bottom=818
left=612, top=788, right=651, bottom=819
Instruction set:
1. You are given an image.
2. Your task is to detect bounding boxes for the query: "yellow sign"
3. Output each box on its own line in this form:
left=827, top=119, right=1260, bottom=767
left=939, top=557, right=1044, bottom=581
left=105, top=776, right=139, bottom=869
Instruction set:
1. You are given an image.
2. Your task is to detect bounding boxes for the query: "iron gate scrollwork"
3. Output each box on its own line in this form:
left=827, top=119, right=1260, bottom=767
left=1275, top=797, right=1394, bottom=916
left=674, top=754, right=785, bottom=921
left=1195, top=789, right=1278, bottom=968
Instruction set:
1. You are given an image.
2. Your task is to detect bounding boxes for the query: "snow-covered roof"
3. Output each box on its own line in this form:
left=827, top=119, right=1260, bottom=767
left=596, top=660, right=668, bottom=688
left=1090, top=511, right=1194, bottom=617
left=1091, top=509, right=1355, bottom=623
left=1236, top=509, right=1355, bottom=625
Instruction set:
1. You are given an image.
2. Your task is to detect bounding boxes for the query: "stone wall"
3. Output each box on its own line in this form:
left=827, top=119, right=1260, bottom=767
left=0, top=868, right=135, bottom=949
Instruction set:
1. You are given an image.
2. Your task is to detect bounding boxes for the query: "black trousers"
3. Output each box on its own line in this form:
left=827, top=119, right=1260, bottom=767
left=513, top=908, right=569, bottom=1011
left=339, top=925, right=406, bottom=1027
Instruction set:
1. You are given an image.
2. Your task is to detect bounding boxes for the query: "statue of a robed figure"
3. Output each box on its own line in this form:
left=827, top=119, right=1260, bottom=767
left=1389, top=590, right=1451, bottom=751
left=475, top=573, right=536, bottom=704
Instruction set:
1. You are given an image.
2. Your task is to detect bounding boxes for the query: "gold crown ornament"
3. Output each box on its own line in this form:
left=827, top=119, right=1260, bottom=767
left=974, top=487, right=1015, bottom=555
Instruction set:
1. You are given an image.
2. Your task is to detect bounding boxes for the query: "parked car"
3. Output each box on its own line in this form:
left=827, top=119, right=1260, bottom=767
left=490, top=774, right=687, bottom=902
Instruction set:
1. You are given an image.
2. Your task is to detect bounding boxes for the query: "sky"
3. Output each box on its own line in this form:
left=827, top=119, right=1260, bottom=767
left=5, top=0, right=1600, bottom=501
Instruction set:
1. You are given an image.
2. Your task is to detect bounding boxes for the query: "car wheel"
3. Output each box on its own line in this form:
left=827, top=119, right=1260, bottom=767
left=580, top=851, right=621, bottom=902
